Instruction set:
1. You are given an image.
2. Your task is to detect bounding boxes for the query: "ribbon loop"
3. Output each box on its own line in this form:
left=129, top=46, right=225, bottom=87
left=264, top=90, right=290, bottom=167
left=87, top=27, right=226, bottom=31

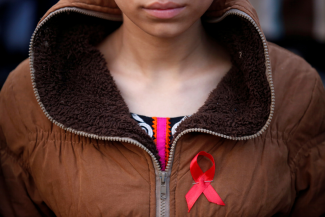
left=185, top=151, right=225, bottom=212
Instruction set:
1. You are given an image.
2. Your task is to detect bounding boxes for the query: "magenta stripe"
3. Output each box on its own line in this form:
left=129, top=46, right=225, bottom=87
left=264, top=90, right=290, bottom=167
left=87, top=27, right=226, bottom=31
left=156, top=118, right=166, bottom=170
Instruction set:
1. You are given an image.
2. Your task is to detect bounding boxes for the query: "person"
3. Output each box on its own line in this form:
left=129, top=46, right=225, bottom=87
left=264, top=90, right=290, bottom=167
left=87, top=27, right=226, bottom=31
left=0, top=0, right=324, bottom=216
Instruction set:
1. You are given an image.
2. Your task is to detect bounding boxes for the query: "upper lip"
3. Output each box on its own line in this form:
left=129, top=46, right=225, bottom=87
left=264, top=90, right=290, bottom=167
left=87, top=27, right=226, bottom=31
left=144, top=2, right=184, bottom=9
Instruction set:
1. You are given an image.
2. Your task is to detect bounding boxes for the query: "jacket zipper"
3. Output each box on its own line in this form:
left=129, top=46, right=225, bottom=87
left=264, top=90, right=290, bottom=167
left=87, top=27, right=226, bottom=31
left=29, top=7, right=274, bottom=217
left=157, top=171, right=168, bottom=216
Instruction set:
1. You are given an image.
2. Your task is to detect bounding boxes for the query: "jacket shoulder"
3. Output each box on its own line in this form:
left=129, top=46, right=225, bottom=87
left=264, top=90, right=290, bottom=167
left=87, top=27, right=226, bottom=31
left=268, top=42, right=317, bottom=75
left=267, top=42, right=325, bottom=155
left=0, top=59, right=55, bottom=217
left=268, top=43, right=325, bottom=216
left=0, top=59, right=51, bottom=157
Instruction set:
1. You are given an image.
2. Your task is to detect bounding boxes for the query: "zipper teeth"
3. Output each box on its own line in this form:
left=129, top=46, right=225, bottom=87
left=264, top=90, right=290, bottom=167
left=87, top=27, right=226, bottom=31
left=165, top=10, right=275, bottom=171
left=29, top=8, right=274, bottom=173
left=161, top=199, right=166, bottom=216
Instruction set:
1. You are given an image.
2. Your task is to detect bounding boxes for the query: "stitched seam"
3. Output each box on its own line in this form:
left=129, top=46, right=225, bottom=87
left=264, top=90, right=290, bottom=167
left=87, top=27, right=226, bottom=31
left=29, top=130, right=95, bottom=144
left=264, top=132, right=287, bottom=142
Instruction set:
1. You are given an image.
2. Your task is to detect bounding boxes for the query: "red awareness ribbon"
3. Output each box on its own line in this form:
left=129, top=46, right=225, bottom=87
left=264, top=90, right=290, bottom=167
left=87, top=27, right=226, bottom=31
left=185, top=151, right=225, bottom=212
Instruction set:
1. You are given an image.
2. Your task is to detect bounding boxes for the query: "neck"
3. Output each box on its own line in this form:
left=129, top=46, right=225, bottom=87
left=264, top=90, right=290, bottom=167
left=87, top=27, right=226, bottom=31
left=102, top=15, right=220, bottom=79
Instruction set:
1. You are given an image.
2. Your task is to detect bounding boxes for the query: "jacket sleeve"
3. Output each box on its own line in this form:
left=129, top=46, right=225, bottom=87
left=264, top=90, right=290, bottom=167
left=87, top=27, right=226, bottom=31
left=289, top=71, right=325, bottom=216
left=0, top=60, right=55, bottom=217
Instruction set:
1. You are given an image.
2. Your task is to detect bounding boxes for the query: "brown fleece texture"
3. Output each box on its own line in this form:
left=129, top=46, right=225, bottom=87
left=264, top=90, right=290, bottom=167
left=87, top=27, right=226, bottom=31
left=174, top=16, right=271, bottom=139
left=33, top=13, right=270, bottom=165
left=33, top=13, right=158, bottom=158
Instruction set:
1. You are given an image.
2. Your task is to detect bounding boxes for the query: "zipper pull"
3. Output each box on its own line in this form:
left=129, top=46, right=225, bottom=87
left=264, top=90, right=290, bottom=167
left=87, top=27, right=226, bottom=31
left=160, top=171, right=167, bottom=199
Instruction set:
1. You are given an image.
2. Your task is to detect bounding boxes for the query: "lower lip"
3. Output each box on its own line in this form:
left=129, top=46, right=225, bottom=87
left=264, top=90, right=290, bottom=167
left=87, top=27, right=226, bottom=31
left=143, top=7, right=185, bottom=19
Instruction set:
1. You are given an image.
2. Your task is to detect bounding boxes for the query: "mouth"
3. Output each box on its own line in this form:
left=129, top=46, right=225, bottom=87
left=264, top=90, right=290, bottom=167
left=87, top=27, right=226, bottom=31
left=142, top=2, right=186, bottom=19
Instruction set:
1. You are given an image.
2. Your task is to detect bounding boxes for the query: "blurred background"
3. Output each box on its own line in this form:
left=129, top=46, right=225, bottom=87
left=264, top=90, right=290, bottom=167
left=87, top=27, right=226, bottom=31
left=0, top=0, right=324, bottom=88
left=0, top=0, right=57, bottom=87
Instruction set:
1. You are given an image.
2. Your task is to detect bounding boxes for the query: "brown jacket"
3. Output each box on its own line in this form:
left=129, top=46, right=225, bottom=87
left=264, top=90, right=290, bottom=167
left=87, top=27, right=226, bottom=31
left=1, top=0, right=325, bottom=216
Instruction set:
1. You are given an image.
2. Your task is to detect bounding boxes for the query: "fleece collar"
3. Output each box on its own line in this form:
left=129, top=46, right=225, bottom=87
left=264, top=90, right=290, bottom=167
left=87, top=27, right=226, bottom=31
left=30, top=2, right=273, bottom=161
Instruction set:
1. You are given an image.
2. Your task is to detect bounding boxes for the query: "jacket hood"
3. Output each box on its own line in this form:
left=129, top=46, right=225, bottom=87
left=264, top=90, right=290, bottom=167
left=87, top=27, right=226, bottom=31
left=29, top=0, right=274, bottom=162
